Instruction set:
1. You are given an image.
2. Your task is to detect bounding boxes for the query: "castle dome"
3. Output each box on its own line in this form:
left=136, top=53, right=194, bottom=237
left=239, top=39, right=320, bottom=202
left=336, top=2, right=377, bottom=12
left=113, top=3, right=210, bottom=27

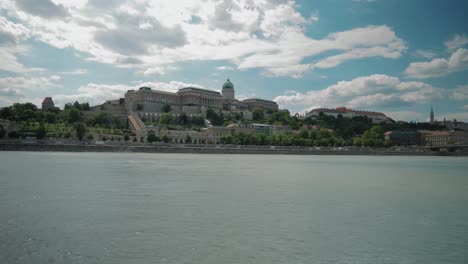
left=222, top=78, right=234, bottom=90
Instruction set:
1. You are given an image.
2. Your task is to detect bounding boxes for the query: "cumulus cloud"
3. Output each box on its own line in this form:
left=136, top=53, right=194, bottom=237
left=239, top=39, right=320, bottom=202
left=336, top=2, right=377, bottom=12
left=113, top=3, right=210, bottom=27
left=59, top=69, right=88, bottom=75
left=52, top=81, right=204, bottom=107
left=273, top=74, right=442, bottom=112
left=450, top=85, right=468, bottom=100
left=14, top=0, right=69, bottom=19
left=445, top=34, right=468, bottom=51
left=1, top=0, right=406, bottom=78
left=0, top=16, right=44, bottom=73
left=216, top=66, right=234, bottom=71
left=0, top=75, right=62, bottom=106
left=405, top=48, right=468, bottom=79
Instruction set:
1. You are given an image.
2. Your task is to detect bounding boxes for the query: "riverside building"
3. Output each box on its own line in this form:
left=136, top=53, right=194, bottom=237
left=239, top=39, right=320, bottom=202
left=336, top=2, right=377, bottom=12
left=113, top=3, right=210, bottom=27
left=124, top=78, right=278, bottom=119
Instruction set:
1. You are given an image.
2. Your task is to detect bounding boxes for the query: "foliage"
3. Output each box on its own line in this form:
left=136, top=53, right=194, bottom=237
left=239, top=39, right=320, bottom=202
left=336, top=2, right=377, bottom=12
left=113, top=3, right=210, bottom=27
left=206, top=109, right=224, bottom=126
left=159, top=113, right=173, bottom=125
left=162, top=135, right=169, bottom=143
left=64, top=101, right=90, bottom=111
left=67, top=108, right=81, bottom=123
left=36, top=124, right=47, bottom=139
left=147, top=132, right=160, bottom=143
left=252, top=109, right=265, bottom=122
left=8, top=131, right=21, bottom=138
left=74, top=122, right=87, bottom=141
left=161, top=104, right=171, bottom=113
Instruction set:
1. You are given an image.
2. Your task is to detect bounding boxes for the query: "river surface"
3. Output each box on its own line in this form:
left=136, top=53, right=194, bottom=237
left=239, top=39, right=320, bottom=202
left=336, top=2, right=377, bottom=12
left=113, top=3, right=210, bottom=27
left=0, top=152, right=467, bottom=264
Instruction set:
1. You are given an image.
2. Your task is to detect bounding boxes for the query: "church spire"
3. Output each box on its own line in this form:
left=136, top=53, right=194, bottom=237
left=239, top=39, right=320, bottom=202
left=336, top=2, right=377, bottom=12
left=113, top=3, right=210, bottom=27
left=430, top=105, right=435, bottom=123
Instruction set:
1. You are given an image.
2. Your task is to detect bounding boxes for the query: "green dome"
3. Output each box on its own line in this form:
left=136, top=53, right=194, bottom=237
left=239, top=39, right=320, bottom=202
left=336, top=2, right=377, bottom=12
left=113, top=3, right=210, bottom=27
left=222, top=78, right=234, bottom=89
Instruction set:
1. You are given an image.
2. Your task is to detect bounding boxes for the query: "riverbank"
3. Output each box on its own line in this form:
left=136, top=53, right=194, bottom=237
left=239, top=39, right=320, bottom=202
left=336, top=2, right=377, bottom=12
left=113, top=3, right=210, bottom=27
left=1, top=142, right=466, bottom=156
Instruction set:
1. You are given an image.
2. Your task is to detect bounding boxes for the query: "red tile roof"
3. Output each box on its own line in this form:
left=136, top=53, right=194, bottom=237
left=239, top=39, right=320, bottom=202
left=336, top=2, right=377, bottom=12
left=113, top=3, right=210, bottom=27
left=42, top=97, right=54, bottom=104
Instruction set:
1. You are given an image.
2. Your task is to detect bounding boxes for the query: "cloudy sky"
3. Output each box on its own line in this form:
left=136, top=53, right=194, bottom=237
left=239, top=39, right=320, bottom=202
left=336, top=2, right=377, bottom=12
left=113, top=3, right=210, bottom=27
left=0, top=0, right=467, bottom=121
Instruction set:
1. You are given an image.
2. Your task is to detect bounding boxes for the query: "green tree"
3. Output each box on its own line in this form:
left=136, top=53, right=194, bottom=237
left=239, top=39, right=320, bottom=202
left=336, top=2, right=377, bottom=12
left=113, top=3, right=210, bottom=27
left=0, top=125, right=6, bottom=138
left=185, top=135, right=192, bottom=143
left=161, top=104, right=171, bottom=113
left=159, top=113, right=173, bottom=125
left=147, top=133, right=159, bottom=143
left=46, top=112, right=56, bottom=124
left=36, top=124, right=47, bottom=139
left=162, top=135, right=169, bottom=143
left=74, top=122, right=87, bottom=141
left=252, top=109, right=265, bottom=122
left=299, top=129, right=309, bottom=139
left=68, top=108, right=80, bottom=123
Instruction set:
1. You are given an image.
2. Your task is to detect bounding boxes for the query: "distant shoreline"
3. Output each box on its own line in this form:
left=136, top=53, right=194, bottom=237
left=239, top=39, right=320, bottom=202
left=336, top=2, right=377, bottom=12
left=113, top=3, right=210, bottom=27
left=1, top=142, right=466, bottom=156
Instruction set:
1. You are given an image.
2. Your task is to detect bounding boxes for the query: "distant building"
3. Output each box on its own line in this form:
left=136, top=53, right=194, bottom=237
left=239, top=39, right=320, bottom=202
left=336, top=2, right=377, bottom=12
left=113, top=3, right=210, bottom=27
left=306, top=107, right=389, bottom=123
left=384, top=131, right=422, bottom=146
left=41, top=97, right=55, bottom=111
left=124, top=78, right=278, bottom=119
left=425, top=131, right=468, bottom=146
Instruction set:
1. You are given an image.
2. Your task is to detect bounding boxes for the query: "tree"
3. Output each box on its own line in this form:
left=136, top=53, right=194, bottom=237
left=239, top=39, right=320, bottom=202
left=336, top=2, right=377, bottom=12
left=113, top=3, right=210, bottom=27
left=253, top=109, right=265, bottom=122
left=299, top=129, right=309, bottom=139
left=46, top=112, right=56, bottom=124
left=0, top=125, right=5, bottom=138
left=159, top=113, right=173, bottom=125
left=74, top=122, right=87, bottom=141
left=147, top=132, right=159, bottom=143
left=124, top=134, right=130, bottom=141
left=8, top=131, right=21, bottom=138
left=68, top=108, right=80, bottom=123
left=87, top=134, right=94, bottom=141
left=36, top=124, right=47, bottom=139
left=161, top=104, right=171, bottom=113
left=162, top=135, right=169, bottom=143
left=185, top=135, right=192, bottom=143
left=179, top=113, right=188, bottom=125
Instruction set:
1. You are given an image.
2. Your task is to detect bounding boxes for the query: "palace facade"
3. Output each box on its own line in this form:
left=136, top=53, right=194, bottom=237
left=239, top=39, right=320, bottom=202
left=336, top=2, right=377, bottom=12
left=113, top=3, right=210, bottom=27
left=124, top=79, right=278, bottom=119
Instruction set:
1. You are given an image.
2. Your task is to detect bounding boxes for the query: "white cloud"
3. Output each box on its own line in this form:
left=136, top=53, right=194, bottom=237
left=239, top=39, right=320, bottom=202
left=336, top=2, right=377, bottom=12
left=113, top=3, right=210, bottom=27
left=0, top=16, right=44, bottom=73
left=445, top=34, right=468, bottom=51
left=0, top=75, right=62, bottom=106
left=0, top=0, right=406, bottom=78
left=413, top=49, right=437, bottom=59
left=405, top=48, right=468, bottom=79
left=53, top=81, right=204, bottom=107
left=216, top=66, right=234, bottom=71
left=59, top=68, right=88, bottom=75
left=450, top=85, right=468, bottom=100
left=273, top=74, right=442, bottom=112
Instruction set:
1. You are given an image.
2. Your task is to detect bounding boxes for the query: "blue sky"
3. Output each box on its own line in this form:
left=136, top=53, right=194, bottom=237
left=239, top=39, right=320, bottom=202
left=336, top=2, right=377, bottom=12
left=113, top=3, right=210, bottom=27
left=0, top=0, right=467, bottom=122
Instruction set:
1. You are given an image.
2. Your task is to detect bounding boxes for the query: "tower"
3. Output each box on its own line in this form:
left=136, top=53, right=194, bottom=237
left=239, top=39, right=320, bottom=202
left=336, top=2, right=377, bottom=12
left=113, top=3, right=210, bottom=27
left=222, top=78, right=235, bottom=100
left=430, top=105, right=434, bottom=123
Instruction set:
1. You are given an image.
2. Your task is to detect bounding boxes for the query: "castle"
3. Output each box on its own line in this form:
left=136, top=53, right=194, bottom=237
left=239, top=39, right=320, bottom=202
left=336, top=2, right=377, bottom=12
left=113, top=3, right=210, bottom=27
left=124, top=79, right=278, bottom=119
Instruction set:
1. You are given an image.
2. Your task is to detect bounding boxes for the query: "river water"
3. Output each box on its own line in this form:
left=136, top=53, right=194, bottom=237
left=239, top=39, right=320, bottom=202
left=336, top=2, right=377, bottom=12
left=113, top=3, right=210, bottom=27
left=1, top=152, right=467, bottom=264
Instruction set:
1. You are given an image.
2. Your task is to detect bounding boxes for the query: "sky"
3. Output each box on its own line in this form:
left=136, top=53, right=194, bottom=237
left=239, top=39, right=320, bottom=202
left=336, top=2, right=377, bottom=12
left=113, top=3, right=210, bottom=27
left=0, top=0, right=467, bottom=122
